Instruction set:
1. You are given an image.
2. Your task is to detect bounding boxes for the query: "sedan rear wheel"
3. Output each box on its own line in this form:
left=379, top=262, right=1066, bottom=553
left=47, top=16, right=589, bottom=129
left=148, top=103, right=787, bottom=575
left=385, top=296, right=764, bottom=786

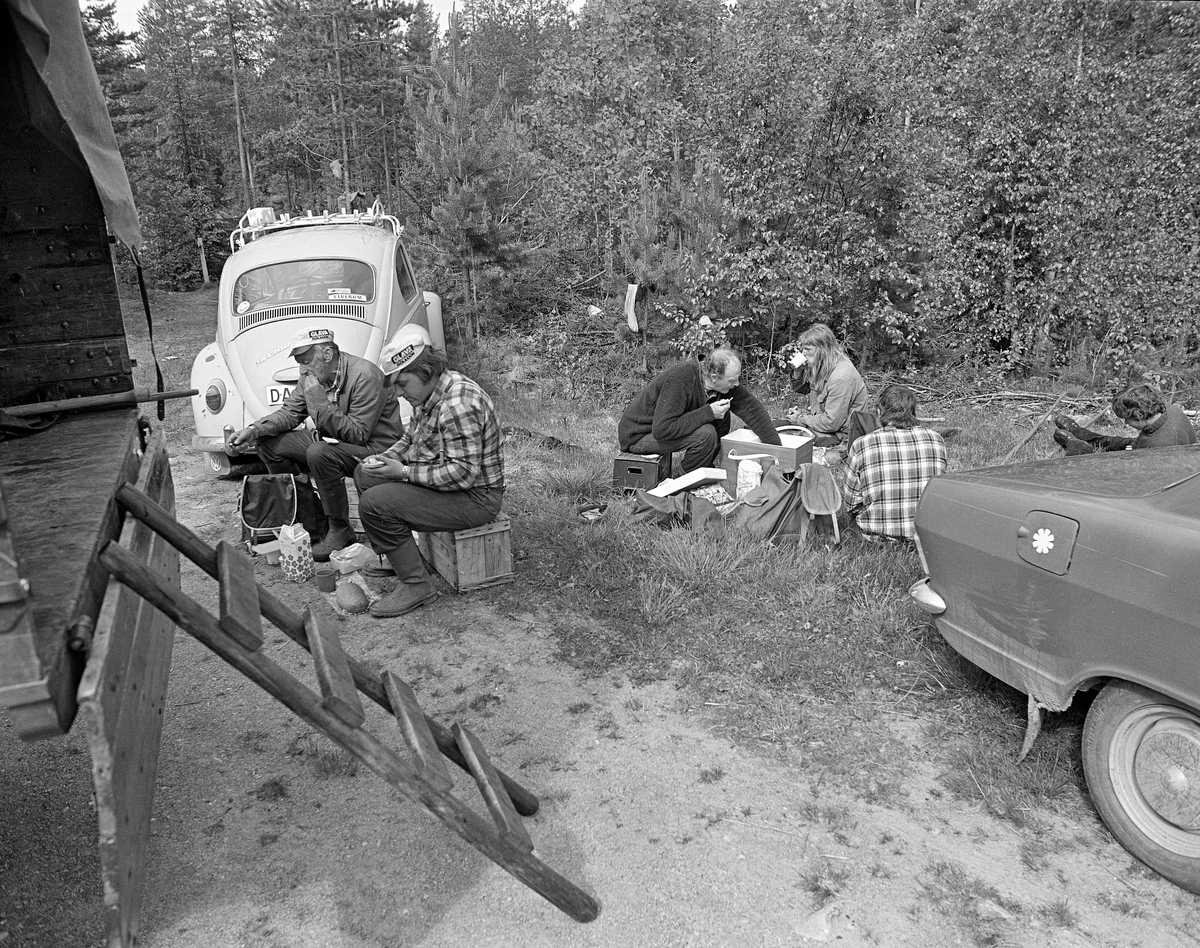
left=1082, top=680, right=1200, bottom=893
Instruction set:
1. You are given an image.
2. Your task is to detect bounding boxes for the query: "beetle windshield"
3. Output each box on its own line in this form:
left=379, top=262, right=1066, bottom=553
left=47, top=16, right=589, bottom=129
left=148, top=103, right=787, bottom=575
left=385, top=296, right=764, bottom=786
left=232, top=259, right=375, bottom=313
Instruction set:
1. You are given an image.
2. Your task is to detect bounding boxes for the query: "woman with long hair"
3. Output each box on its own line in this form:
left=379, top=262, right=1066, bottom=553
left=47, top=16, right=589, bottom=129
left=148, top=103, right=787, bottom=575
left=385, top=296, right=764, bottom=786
left=785, top=323, right=869, bottom=447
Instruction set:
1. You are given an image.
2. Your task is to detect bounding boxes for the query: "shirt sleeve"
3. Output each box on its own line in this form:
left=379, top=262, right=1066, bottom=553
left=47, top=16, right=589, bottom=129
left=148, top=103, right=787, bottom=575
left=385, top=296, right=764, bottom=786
left=251, top=386, right=308, bottom=438
left=407, top=387, right=486, bottom=490
left=650, top=383, right=715, bottom=443
left=308, top=368, right=385, bottom=445
left=843, top=443, right=865, bottom=510
left=730, top=386, right=782, bottom=445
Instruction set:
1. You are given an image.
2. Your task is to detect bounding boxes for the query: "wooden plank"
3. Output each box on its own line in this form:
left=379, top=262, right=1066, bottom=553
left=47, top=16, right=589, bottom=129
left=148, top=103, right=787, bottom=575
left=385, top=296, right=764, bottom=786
left=304, top=606, right=364, bottom=727
left=78, top=429, right=178, bottom=948
left=112, top=483, right=542, bottom=818
left=0, top=338, right=131, bottom=402
left=453, top=723, right=534, bottom=855
left=382, top=672, right=452, bottom=792
left=216, top=541, right=263, bottom=651
left=0, top=410, right=142, bottom=738
left=99, top=541, right=600, bottom=923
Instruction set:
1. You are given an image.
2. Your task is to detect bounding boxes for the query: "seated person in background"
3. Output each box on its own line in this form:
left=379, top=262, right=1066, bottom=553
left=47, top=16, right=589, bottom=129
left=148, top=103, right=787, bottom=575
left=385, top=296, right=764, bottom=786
left=785, top=322, right=870, bottom=448
left=230, top=327, right=403, bottom=560
left=618, top=347, right=781, bottom=474
left=843, top=384, right=947, bottom=541
left=355, top=326, right=505, bottom=618
left=1054, top=384, right=1197, bottom=455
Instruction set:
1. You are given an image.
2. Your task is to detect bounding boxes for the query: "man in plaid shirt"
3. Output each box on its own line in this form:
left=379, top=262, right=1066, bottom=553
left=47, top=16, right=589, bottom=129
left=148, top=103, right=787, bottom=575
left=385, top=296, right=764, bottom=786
left=843, top=385, right=946, bottom=540
left=355, top=326, right=505, bottom=616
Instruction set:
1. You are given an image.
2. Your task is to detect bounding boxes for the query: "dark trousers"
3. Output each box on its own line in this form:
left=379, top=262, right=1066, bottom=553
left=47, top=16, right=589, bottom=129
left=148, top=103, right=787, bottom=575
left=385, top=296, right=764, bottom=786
left=1058, top=423, right=1135, bottom=456
left=256, top=431, right=373, bottom=522
left=354, top=467, right=503, bottom=555
left=627, top=424, right=718, bottom=474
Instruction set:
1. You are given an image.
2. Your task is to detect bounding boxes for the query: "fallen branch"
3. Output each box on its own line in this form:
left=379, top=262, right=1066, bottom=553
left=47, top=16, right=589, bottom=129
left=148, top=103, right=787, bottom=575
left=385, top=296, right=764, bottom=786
left=1000, top=391, right=1070, bottom=465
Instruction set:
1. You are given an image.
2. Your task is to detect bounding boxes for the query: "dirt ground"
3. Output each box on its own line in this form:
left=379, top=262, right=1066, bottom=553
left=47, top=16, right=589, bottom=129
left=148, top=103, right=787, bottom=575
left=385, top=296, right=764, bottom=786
left=120, top=437, right=1200, bottom=948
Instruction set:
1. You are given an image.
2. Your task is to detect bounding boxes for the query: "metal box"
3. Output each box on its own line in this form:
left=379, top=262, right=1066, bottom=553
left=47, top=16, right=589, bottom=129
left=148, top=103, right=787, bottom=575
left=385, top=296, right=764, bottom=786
left=613, top=452, right=671, bottom=490
left=415, top=514, right=513, bottom=592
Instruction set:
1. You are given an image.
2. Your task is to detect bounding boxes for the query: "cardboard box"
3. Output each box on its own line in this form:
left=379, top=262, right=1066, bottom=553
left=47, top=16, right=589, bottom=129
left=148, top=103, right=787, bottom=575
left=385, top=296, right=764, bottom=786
left=416, top=514, right=513, bottom=592
left=719, top=426, right=814, bottom=484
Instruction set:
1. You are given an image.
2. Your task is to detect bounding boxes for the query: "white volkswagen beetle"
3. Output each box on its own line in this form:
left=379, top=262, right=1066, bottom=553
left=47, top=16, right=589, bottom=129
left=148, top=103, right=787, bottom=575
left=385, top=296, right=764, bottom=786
left=191, top=204, right=445, bottom=475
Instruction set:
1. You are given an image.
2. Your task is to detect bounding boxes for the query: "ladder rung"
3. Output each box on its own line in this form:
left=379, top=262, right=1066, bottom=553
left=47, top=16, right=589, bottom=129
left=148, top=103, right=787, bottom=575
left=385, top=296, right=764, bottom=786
left=305, top=607, right=365, bottom=727
left=216, top=541, right=263, bottom=650
left=383, top=673, right=452, bottom=792
left=453, top=722, right=533, bottom=854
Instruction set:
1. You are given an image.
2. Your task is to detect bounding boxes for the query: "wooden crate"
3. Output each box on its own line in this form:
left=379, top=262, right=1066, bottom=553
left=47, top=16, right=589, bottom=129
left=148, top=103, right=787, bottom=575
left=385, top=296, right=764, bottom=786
left=345, top=477, right=362, bottom=534
left=612, top=452, right=671, bottom=491
left=415, top=514, right=513, bottom=592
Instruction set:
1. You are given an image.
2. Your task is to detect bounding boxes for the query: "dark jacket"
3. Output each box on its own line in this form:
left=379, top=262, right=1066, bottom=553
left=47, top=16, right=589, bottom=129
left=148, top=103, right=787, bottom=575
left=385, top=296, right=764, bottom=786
left=1136, top=403, right=1198, bottom=449
left=253, top=352, right=402, bottom=451
left=618, top=359, right=781, bottom=450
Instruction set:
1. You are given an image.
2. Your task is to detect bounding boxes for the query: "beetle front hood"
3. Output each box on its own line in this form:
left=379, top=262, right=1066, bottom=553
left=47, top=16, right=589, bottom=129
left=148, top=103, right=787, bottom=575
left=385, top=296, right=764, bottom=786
left=949, top=445, right=1200, bottom=498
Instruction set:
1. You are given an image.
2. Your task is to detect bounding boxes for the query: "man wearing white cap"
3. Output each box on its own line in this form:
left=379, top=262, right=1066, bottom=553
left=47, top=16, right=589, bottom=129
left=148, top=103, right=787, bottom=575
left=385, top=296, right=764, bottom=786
left=355, top=325, right=505, bottom=617
left=230, top=326, right=403, bottom=559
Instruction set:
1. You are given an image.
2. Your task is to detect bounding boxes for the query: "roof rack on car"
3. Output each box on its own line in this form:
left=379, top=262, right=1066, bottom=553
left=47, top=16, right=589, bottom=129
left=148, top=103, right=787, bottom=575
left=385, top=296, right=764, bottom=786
left=229, top=198, right=402, bottom=251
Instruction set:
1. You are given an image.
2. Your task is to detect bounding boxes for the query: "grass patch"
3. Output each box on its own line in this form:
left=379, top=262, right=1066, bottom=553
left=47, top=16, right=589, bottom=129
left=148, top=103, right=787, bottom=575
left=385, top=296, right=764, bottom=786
left=481, top=364, right=1138, bottom=823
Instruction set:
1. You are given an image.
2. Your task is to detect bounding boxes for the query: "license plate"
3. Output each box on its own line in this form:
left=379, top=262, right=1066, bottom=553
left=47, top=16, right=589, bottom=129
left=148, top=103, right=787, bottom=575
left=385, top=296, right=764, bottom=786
left=268, top=386, right=293, bottom=406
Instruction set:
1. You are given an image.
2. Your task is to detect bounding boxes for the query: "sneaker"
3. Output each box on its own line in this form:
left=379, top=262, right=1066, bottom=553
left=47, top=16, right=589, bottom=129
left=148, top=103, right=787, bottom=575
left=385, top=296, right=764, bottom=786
left=369, top=581, right=438, bottom=617
left=311, top=527, right=357, bottom=562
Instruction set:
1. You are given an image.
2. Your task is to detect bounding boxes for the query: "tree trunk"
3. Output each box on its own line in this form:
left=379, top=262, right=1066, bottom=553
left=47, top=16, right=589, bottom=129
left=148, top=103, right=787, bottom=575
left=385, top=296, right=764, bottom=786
left=225, top=0, right=252, bottom=209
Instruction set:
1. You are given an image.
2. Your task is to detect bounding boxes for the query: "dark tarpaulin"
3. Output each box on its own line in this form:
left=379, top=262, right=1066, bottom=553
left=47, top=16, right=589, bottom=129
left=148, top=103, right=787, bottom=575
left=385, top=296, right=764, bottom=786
left=5, top=0, right=142, bottom=254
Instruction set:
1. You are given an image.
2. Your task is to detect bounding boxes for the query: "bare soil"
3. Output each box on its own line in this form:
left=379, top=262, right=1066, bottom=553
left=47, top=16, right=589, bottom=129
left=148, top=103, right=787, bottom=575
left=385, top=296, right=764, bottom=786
left=127, top=288, right=1200, bottom=948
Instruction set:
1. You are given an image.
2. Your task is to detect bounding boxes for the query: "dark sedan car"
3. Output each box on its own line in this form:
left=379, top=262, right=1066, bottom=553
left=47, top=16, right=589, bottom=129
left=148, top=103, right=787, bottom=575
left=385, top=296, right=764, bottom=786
left=908, top=445, right=1200, bottom=894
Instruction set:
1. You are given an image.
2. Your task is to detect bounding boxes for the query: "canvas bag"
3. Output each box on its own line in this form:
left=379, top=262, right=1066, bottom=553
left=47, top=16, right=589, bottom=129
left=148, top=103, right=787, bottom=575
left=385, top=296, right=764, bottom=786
left=238, top=473, right=327, bottom=550
left=727, top=463, right=806, bottom=543
left=239, top=474, right=297, bottom=549
left=629, top=489, right=722, bottom=532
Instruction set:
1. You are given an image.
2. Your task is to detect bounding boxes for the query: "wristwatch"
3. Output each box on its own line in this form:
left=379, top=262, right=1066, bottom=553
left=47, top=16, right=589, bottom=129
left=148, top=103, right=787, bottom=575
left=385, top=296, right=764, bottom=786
left=400, top=463, right=411, bottom=482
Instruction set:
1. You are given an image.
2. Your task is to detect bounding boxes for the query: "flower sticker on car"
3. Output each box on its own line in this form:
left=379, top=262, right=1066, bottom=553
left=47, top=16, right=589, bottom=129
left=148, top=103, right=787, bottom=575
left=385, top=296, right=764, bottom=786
left=1031, top=528, right=1055, bottom=555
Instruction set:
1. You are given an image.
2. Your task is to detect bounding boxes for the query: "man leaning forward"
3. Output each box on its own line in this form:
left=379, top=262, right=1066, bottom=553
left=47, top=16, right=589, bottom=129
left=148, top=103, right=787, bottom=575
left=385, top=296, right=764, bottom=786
left=230, top=326, right=403, bottom=560
left=355, top=326, right=505, bottom=618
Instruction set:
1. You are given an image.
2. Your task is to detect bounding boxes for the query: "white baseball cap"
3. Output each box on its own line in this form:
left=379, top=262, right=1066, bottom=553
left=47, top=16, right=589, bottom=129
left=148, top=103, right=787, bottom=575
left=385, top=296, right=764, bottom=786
left=378, top=325, right=432, bottom=377
left=289, top=326, right=335, bottom=356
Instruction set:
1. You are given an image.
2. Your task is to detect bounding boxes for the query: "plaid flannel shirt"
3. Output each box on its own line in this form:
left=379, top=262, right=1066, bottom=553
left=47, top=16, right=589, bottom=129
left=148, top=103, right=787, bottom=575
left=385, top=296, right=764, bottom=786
left=843, top=425, right=946, bottom=539
left=381, top=370, right=504, bottom=491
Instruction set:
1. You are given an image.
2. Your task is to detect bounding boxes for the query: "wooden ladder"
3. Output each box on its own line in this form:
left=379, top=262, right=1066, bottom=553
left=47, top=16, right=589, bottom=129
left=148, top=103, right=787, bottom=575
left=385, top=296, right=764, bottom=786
left=101, top=483, right=600, bottom=923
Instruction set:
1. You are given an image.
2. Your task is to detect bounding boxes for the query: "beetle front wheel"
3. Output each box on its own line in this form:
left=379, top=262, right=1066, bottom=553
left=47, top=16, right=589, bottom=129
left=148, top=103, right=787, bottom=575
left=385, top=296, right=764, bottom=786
left=1082, top=680, right=1200, bottom=893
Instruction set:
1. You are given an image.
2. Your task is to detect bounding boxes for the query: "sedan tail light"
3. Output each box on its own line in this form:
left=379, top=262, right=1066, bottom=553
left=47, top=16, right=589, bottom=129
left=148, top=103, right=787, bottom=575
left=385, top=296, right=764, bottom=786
left=205, top=380, right=227, bottom=413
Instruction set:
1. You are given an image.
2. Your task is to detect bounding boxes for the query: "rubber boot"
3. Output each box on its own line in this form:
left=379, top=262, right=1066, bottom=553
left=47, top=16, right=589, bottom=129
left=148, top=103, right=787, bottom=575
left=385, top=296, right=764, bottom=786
left=369, top=541, right=437, bottom=617
left=312, top=518, right=357, bottom=561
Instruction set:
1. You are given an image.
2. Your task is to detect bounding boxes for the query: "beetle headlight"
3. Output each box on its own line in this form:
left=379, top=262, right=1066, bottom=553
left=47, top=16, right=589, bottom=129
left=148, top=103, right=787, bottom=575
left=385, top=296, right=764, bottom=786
left=205, top=380, right=227, bottom=414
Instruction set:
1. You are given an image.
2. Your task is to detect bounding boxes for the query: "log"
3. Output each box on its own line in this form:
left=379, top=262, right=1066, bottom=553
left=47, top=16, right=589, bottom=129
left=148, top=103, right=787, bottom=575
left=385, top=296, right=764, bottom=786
left=3, top=388, right=198, bottom=418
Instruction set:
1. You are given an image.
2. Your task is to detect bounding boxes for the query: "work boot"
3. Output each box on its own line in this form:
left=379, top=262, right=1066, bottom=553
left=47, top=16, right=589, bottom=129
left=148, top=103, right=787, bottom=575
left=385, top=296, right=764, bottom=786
left=311, top=523, right=357, bottom=561
left=1053, top=415, right=1083, bottom=438
left=369, top=541, right=438, bottom=617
